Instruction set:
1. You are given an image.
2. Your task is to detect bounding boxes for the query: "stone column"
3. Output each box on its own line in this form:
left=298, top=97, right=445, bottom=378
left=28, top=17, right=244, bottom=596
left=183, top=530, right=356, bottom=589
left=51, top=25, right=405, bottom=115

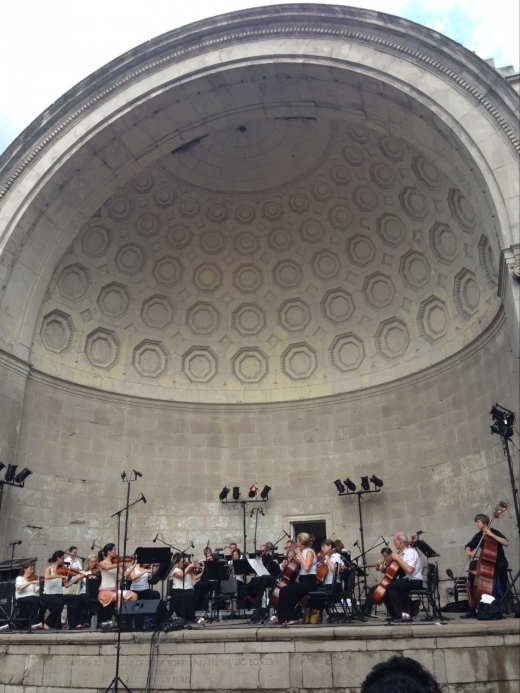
left=498, top=244, right=520, bottom=357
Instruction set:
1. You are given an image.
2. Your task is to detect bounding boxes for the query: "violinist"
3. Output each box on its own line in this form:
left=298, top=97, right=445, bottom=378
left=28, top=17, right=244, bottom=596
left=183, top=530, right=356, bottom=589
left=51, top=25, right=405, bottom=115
left=360, top=548, right=392, bottom=617
left=97, top=543, right=138, bottom=610
left=127, top=560, right=161, bottom=601
left=277, top=532, right=317, bottom=625
left=15, top=562, right=51, bottom=630
left=382, top=533, right=423, bottom=620
left=44, top=550, right=84, bottom=629
left=169, top=552, right=204, bottom=622
left=461, top=513, right=509, bottom=618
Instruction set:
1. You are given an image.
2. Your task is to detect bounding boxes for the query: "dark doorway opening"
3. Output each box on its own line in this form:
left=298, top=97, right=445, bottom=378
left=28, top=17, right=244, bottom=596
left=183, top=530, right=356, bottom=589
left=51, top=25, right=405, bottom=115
left=291, top=520, right=326, bottom=553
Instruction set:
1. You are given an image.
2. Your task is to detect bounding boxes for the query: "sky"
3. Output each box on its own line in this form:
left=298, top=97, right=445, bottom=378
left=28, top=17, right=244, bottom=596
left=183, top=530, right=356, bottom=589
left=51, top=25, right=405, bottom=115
left=0, top=0, right=518, bottom=156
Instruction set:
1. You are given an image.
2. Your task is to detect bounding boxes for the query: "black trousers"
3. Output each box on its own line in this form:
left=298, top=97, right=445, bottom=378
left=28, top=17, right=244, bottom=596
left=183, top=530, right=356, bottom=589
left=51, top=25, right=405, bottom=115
left=134, top=589, right=161, bottom=600
left=41, top=594, right=64, bottom=629
left=170, top=588, right=195, bottom=621
left=246, top=575, right=272, bottom=608
left=278, top=575, right=317, bottom=622
left=61, top=593, right=84, bottom=629
left=383, top=579, right=423, bottom=618
left=16, top=596, right=43, bottom=626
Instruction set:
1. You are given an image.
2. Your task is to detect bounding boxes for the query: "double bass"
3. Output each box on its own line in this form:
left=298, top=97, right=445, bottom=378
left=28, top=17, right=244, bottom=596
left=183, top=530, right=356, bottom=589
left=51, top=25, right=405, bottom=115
left=371, top=536, right=417, bottom=604
left=470, top=501, right=508, bottom=606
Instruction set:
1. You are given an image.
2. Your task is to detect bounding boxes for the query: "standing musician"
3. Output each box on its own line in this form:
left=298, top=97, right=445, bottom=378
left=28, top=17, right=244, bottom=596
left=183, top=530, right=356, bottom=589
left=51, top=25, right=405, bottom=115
left=360, top=547, right=393, bottom=616
left=382, top=533, right=423, bottom=620
left=97, top=543, right=138, bottom=610
left=277, top=532, right=317, bottom=625
left=461, top=512, right=509, bottom=618
left=169, top=552, right=204, bottom=622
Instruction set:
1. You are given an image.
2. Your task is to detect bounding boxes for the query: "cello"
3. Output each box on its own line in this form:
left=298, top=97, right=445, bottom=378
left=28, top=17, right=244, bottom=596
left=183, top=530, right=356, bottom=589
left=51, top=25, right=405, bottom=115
left=268, top=554, right=300, bottom=608
left=471, top=501, right=508, bottom=605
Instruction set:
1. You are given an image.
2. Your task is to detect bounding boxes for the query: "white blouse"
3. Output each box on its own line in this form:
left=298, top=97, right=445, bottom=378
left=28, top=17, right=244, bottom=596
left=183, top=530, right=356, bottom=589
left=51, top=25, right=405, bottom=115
left=15, top=575, right=40, bottom=600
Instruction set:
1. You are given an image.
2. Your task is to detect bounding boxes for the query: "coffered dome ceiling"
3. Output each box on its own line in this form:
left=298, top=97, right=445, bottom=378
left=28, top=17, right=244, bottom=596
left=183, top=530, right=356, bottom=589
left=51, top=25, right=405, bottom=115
left=30, top=110, right=499, bottom=402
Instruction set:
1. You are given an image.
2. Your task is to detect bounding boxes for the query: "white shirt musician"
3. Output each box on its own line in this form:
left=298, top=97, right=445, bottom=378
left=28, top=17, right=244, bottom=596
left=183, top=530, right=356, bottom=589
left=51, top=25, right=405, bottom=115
left=383, top=532, right=423, bottom=620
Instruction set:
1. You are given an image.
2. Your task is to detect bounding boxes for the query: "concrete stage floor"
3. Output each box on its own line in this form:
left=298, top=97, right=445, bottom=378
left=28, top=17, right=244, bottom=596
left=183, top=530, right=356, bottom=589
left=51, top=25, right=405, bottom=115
left=0, top=616, right=518, bottom=692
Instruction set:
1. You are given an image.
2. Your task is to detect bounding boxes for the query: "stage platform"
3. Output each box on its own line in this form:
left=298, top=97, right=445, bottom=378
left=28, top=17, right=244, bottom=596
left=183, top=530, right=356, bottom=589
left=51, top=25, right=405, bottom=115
left=0, top=617, right=518, bottom=692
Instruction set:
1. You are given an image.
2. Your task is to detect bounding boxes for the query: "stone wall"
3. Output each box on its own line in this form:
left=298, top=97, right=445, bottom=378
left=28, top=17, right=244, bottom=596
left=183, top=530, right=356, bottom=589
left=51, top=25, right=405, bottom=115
left=0, top=621, right=518, bottom=692
left=3, top=308, right=518, bottom=578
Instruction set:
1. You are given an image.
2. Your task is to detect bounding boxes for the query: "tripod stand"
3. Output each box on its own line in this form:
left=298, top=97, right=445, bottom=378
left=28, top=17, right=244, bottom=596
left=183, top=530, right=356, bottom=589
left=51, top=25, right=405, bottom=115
left=104, top=471, right=145, bottom=693
left=0, top=541, right=21, bottom=630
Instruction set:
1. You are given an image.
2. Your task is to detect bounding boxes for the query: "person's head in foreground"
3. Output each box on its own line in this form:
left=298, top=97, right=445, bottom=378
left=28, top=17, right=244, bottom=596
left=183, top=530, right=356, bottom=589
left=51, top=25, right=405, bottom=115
left=361, top=656, right=442, bottom=693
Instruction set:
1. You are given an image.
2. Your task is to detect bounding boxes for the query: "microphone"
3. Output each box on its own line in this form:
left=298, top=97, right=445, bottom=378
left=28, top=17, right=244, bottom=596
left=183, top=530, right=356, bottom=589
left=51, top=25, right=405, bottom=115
left=153, top=534, right=159, bottom=543
left=141, top=494, right=147, bottom=503
left=9, top=540, right=22, bottom=546
left=446, top=568, right=454, bottom=578
left=416, top=530, right=424, bottom=536
left=354, top=540, right=360, bottom=548
left=191, top=541, right=195, bottom=549
left=381, top=536, right=389, bottom=547
left=121, top=472, right=127, bottom=481
left=134, top=470, right=143, bottom=477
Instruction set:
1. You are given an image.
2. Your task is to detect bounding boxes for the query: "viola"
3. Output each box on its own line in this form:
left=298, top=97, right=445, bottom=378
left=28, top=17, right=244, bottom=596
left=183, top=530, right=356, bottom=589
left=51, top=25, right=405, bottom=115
left=57, top=566, right=83, bottom=578
left=471, top=501, right=508, bottom=605
left=372, top=536, right=417, bottom=604
left=26, top=574, right=45, bottom=582
left=268, top=556, right=300, bottom=608
left=112, top=555, right=135, bottom=564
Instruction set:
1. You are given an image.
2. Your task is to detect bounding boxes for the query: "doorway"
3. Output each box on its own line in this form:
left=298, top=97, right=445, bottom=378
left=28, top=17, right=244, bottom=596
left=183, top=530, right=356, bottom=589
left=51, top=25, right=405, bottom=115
left=291, top=520, right=326, bottom=553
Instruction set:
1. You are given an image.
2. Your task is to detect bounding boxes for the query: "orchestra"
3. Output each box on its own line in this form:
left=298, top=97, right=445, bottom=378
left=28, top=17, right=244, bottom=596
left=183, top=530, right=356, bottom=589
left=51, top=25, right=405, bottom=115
left=2, top=503, right=513, bottom=631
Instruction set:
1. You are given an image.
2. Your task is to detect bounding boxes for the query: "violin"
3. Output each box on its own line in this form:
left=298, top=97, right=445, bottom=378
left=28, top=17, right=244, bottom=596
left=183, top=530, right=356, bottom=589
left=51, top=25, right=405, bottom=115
left=112, top=555, right=135, bottom=564
left=57, top=566, right=83, bottom=578
left=26, top=574, right=45, bottom=582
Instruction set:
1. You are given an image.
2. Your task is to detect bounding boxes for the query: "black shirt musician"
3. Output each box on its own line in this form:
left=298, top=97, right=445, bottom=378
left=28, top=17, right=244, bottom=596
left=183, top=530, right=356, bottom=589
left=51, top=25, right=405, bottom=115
left=465, top=512, right=509, bottom=596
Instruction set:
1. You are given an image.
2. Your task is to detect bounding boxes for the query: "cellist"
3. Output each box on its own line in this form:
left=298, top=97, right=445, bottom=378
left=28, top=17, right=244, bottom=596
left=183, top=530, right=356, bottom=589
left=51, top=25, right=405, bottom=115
left=382, top=532, right=423, bottom=620
left=461, top=512, right=509, bottom=618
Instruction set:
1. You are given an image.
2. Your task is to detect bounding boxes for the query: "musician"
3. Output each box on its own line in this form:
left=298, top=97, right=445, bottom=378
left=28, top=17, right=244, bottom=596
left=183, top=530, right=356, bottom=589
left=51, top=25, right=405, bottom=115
left=461, top=513, right=509, bottom=618
left=44, top=550, right=84, bottom=629
left=360, top=547, right=392, bottom=617
left=97, top=543, right=138, bottom=610
left=169, top=552, right=204, bottom=621
left=382, top=533, right=423, bottom=620
left=15, top=562, right=51, bottom=630
left=277, top=532, right=317, bottom=625
left=203, top=546, right=214, bottom=561
left=308, top=539, right=344, bottom=616
left=127, top=560, right=161, bottom=601
left=229, top=548, right=246, bottom=607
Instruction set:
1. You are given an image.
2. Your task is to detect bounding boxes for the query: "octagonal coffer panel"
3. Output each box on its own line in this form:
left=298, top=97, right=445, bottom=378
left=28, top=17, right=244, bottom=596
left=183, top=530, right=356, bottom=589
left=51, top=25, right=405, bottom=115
left=57, top=264, right=91, bottom=301
left=375, top=318, right=410, bottom=361
left=418, top=297, right=449, bottom=343
left=232, top=303, right=266, bottom=336
left=187, top=302, right=221, bottom=335
left=278, top=299, right=311, bottom=332
left=321, top=289, right=355, bottom=324
left=98, top=282, right=131, bottom=318
left=41, top=310, right=75, bottom=354
left=141, top=295, right=174, bottom=329
left=454, top=269, right=480, bottom=319
left=281, top=342, right=317, bottom=380
left=232, top=347, right=269, bottom=383
left=330, top=333, right=365, bottom=372
left=133, top=340, right=169, bottom=378
left=182, top=346, right=218, bottom=383
left=85, top=328, right=120, bottom=370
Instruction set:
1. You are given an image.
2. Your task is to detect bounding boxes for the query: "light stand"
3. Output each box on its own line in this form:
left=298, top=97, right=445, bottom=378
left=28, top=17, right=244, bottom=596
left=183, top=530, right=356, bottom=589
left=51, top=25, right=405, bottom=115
left=250, top=507, right=265, bottom=552
left=0, top=540, right=22, bottom=630
left=334, top=476, right=383, bottom=598
left=105, top=471, right=145, bottom=693
left=0, top=464, right=32, bottom=511
left=219, top=485, right=271, bottom=554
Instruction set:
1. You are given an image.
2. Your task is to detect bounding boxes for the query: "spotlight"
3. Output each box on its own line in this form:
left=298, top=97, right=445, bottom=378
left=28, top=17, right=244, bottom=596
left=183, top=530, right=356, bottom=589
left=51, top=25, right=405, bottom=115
left=334, top=479, right=345, bottom=494
left=4, top=465, right=17, bottom=483
left=219, top=487, right=230, bottom=501
left=490, top=403, right=515, bottom=439
left=14, top=468, right=32, bottom=485
left=232, top=487, right=240, bottom=500
left=370, top=475, right=383, bottom=488
left=344, top=478, right=357, bottom=492
left=260, top=485, right=271, bottom=500
left=361, top=476, right=370, bottom=491
left=0, top=462, right=5, bottom=472
left=248, top=484, right=258, bottom=499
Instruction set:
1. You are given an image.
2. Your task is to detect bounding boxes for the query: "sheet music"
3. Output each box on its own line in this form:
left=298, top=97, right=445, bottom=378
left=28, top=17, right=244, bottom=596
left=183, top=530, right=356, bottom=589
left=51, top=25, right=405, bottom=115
left=248, top=557, right=270, bottom=577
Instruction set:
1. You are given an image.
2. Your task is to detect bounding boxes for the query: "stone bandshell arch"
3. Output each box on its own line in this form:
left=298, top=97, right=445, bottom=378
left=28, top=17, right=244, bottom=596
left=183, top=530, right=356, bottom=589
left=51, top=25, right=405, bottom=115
left=0, top=4, right=518, bottom=366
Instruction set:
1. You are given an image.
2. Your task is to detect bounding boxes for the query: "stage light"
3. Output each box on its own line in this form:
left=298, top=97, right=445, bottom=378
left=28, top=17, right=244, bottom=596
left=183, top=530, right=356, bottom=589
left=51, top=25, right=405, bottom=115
left=248, top=484, right=258, bottom=498
left=370, top=475, right=383, bottom=488
left=232, top=487, right=240, bottom=500
left=361, top=476, right=370, bottom=491
left=4, top=465, right=17, bottom=483
left=0, top=462, right=5, bottom=473
left=260, top=485, right=271, bottom=500
left=490, top=403, right=515, bottom=439
left=344, top=478, right=357, bottom=492
left=334, top=479, right=345, bottom=494
left=219, top=487, right=230, bottom=501
left=14, top=468, right=32, bottom=485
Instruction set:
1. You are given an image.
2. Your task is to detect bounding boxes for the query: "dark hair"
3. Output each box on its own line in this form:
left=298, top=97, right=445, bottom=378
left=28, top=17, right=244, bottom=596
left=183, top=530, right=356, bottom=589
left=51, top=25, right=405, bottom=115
left=321, top=538, right=334, bottom=548
left=19, top=561, right=36, bottom=576
left=361, top=656, right=442, bottom=693
left=231, top=548, right=240, bottom=558
left=265, top=542, right=274, bottom=551
left=381, top=547, right=392, bottom=555
left=68, top=546, right=77, bottom=552
left=49, top=550, right=65, bottom=564
left=98, top=543, right=116, bottom=563
left=474, top=514, right=490, bottom=525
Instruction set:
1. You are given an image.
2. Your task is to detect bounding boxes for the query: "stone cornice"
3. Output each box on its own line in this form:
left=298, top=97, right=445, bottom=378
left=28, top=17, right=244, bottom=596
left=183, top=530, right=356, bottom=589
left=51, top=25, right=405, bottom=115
left=1, top=5, right=518, bottom=202
left=26, top=305, right=507, bottom=414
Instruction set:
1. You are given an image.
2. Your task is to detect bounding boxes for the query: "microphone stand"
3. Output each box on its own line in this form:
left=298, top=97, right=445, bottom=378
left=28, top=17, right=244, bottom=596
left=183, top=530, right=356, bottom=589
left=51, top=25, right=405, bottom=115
left=104, top=471, right=144, bottom=693
left=0, top=541, right=20, bottom=630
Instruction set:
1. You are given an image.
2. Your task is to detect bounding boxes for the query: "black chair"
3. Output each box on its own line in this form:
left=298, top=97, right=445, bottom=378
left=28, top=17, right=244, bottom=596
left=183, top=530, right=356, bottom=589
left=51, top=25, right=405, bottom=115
left=306, top=565, right=345, bottom=621
left=214, top=577, right=242, bottom=619
left=407, top=562, right=447, bottom=621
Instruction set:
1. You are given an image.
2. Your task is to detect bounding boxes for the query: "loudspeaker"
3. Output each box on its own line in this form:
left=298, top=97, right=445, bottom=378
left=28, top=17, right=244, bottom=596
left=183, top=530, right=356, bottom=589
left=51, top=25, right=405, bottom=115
left=119, top=599, right=168, bottom=631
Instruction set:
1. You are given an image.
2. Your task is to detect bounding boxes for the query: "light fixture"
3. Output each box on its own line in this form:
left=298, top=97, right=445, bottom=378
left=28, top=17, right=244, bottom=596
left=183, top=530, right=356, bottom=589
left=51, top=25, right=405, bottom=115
left=4, top=465, right=17, bottom=483
left=345, top=478, right=357, bottom=492
left=490, top=403, right=515, bottom=439
left=334, top=479, right=345, bottom=493
left=361, top=476, right=370, bottom=491
left=370, top=475, right=383, bottom=488
left=14, top=468, right=32, bottom=485
left=219, top=487, right=230, bottom=501
left=232, top=487, right=240, bottom=500
left=248, top=484, right=258, bottom=499
left=260, top=485, right=271, bottom=500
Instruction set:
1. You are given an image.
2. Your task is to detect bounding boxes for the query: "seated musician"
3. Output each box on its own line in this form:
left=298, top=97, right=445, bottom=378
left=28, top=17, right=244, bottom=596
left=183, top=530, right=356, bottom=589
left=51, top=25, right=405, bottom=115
left=317, top=538, right=344, bottom=591
left=229, top=547, right=246, bottom=607
left=461, top=512, right=509, bottom=618
left=97, top=544, right=138, bottom=611
left=360, top=547, right=392, bottom=616
left=15, top=561, right=49, bottom=630
left=277, top=532, right=317, bottom=625
left=127, top=560, right=161, bottom=600
left=382, top=533, right=423, bottom=620
left=44, top=550, right=85, bottom=629
left=169, top=552, right=204, bottom=622
left=245, top=543, right=276, bottom=608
